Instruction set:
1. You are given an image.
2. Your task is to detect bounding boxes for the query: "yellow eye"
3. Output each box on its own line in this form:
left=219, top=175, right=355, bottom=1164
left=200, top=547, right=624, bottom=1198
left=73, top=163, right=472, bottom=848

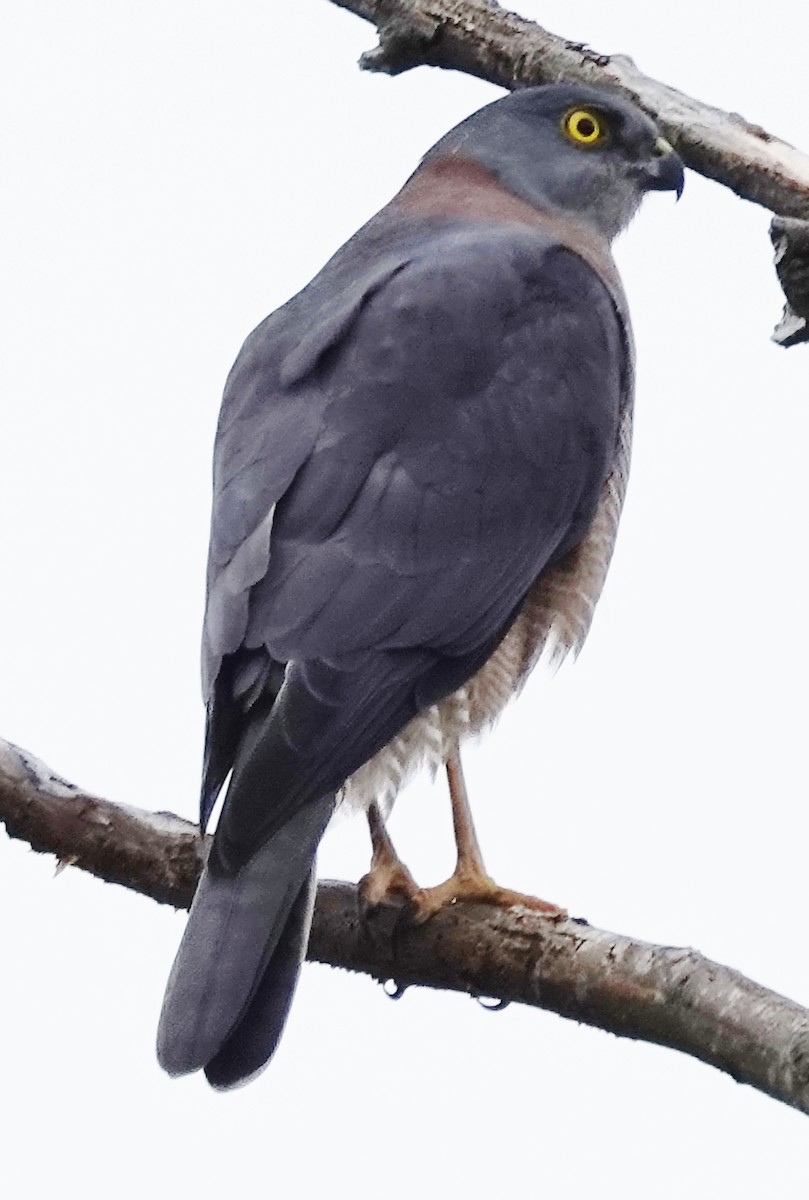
left=563, top=109, right=606, bottom=146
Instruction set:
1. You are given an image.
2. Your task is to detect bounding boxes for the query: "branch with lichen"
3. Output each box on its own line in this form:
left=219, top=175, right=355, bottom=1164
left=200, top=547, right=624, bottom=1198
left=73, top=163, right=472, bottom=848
left=329, top=0, right=809, bottom=343
left=2, top=736, right=807, bottom=1114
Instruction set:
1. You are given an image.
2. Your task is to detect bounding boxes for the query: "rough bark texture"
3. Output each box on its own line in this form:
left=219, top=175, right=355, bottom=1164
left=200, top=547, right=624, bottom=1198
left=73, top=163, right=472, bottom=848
left=2, top=736, right=808, bottom=1115
left=330, top=0, right=809, bottom=344
left=771, top=217, right=809, bottom=345
left=0, top=739, right=204, bottom=909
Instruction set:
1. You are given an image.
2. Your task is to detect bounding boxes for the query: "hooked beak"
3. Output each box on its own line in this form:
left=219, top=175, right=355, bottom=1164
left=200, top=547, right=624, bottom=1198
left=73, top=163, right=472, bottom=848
left=641, top=136, right=685, bottom=200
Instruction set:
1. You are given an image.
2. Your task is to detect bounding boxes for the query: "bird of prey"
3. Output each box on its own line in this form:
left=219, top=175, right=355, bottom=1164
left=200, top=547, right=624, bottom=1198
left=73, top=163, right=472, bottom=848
left=157, top=84, right=684, bottom=1089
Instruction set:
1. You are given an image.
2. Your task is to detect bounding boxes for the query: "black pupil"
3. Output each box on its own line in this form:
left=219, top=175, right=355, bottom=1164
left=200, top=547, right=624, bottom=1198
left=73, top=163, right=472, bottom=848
left=577, top=116, right=596, bottom=138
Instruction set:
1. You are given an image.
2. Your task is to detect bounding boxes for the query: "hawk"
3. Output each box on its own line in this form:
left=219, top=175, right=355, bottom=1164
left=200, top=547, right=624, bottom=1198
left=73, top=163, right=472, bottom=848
left=157, top=84, right=684, bottom=1088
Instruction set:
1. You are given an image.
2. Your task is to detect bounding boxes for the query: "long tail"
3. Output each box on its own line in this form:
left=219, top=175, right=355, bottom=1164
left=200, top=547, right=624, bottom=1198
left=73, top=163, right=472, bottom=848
left=156, top=794, right=333, bottom=1090
left=157, top=640, right=510, bottom=1089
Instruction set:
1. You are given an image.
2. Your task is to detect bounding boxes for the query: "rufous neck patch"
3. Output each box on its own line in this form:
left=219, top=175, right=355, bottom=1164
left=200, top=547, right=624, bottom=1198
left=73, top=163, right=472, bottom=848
left=395, top=155, right=622, bottom=299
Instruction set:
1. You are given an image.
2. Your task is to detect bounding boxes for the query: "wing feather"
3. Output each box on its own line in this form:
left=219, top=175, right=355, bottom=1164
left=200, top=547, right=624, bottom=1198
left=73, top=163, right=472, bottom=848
left=202, top=215, right=627, bottom=821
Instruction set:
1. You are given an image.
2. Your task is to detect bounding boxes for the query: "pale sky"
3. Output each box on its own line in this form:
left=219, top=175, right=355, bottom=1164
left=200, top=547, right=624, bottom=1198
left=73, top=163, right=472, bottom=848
left=1, top=1, right=808, bottom=1195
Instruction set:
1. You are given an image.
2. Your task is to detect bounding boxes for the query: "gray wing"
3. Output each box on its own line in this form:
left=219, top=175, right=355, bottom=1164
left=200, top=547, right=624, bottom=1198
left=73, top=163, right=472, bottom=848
left=201, top=249, right=412, bottom=699
left=201, top=218, right=626, bottom=829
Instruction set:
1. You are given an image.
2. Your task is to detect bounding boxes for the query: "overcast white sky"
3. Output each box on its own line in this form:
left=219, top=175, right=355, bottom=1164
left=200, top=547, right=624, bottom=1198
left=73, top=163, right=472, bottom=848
left=2, top=1, right=808, bottom=1195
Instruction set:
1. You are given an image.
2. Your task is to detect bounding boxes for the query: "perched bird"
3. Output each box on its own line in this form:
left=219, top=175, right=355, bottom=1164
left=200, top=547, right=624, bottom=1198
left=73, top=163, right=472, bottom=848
left=157, top=84, right=684, bottom=1089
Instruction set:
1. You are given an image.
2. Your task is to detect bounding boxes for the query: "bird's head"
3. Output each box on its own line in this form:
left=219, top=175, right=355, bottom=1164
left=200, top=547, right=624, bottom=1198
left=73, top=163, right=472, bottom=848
left=421, top=84, right=685, bottom=241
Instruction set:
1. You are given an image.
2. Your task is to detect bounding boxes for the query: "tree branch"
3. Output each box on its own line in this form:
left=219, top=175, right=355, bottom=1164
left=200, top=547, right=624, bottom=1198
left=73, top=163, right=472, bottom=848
left=329, top=0, right=809, bottom=344
left=2, top=736, right=808, bottom=1114
left=771, top=216, right=809, bottom=346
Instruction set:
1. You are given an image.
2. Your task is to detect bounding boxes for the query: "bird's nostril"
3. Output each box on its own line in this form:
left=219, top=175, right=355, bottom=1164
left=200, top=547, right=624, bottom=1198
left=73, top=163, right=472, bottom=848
left=653, top=135, right=674, bottom=157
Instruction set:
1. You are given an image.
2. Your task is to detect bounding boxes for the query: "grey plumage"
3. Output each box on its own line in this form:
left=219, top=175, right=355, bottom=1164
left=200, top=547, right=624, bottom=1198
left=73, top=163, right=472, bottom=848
left=158, top=792, right=332, bottom=1088
left=157, top=84, right=684, bottom=1088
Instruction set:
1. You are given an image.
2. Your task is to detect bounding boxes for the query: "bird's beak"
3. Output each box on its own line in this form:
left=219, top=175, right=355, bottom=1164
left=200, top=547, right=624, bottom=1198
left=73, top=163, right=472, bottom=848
left=641, top=136, right=685, bottom=200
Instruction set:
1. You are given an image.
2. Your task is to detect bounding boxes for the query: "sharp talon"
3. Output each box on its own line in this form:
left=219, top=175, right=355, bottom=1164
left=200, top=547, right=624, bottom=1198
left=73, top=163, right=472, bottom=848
left=359, top=861, right=420, bottom=912
left=358, top=864, right=418, bottom=952
left=360, top=787, right=563, bottom=930
left=362, top=801, right=422, bottom=914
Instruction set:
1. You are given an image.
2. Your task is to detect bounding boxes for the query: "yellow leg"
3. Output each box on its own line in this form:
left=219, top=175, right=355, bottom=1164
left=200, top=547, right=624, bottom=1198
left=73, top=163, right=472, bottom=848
left=410, top=751, right=565, bottom=923
left=447, top=751, right=486, bottom=876
left=358, top=755, right=565, bottom=925
left=358, top=801, right=420, bottom=908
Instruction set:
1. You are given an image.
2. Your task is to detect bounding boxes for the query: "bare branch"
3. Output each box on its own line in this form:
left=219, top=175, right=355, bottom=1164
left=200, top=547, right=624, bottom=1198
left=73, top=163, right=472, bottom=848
left=2, top=736, right=808, bottom=1115
left=771, top=216, right=809, bottom=346
left=331, top=0, right=809, bottom=216
left=0, top=739, right=203, bottom=909
left=330, top=0, right=809, bottom=344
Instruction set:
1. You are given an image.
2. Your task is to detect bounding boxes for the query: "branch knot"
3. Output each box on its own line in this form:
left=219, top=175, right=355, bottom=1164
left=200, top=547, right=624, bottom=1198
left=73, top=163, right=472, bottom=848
left=359, top=2, right=442, bottom=75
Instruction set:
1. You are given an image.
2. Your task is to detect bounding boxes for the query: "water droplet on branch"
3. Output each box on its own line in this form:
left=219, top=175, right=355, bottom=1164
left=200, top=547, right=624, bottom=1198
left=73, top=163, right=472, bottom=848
left=475, top=995, right=510, bottom=1012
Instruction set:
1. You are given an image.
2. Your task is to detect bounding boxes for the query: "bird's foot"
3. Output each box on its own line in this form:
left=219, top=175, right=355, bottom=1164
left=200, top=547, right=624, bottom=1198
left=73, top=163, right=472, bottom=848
left=358, top=856, right=421, bottom=910
left=409, top=868, right=565, bottom=926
